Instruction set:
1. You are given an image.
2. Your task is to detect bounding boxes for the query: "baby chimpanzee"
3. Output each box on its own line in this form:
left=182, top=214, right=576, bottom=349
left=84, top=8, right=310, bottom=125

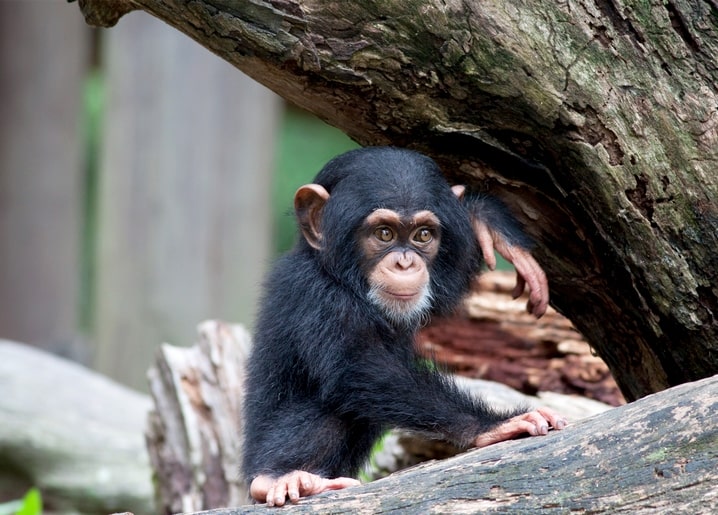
left=242, top=147, right=565, bottom=506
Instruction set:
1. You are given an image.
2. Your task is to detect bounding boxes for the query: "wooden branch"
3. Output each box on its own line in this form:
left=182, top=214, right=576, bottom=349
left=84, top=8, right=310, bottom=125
left=146, top=321, right=251, bottom=512
left=190, top=374, right=718, bottom=513
left=0, top=340, right=154, bottom=514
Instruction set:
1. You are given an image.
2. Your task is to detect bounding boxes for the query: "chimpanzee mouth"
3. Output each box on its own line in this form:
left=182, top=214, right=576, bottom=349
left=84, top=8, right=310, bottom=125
left=368, top=284, right=433, bottom=326
left=386, top=291, right=421, bottom=301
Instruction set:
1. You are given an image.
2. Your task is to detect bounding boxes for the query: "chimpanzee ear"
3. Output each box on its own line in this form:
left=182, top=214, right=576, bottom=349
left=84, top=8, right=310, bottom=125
left=294, top=184, right=330, bottom=250
left=451, top=185, right=466, bottom=200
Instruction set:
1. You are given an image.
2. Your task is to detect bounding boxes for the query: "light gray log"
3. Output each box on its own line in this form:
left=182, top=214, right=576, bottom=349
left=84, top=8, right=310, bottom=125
left=146, top=320, right=251, bottom=513
left=0, top=340, right=154, bottom=514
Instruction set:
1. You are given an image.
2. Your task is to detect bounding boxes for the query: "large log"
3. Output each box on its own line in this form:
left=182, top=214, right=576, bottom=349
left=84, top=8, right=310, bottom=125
left=191, top=374, right=718, bottom=513
left=75, top=0, right=718, bottom=402
left=0, top=340, right=154, bottom=514
left=2, top=335, right=714, bottom=513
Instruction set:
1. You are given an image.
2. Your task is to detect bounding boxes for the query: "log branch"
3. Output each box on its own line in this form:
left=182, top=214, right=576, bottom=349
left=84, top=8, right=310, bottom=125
left=2, top=333, right=715, bottom=512
left=191, top=374, right=718, bottom=513
left=146, top=321, right=251, bottom=513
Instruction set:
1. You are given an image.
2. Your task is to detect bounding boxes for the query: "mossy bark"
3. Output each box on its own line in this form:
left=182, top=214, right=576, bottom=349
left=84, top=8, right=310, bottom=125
left=78, top=0, right=718, bottom=401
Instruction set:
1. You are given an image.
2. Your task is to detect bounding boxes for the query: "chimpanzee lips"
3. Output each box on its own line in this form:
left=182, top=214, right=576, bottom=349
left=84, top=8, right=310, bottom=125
left=386, top=291, right=421, bottom=301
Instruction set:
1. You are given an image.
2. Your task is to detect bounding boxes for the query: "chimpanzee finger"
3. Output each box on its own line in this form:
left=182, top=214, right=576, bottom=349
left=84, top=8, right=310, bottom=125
left=512, top=270, right=526, bottom=300
left=322, top=477, right=362, bottom=491
left=266, top=478, right=288, bottom=507
left=473, top=220, right=497, bottom=270
left=510, top=256, right=544, bottom=316
left=487, top=233, right=549, bottom=318
left=286, top=472, right=305, bottom=503
left=521, top=410, right=552, bottom=435
left=512, top=251, right=548, bottom=317
left=474, top=419, right=539, bottom=447
left=536, top=406, right=568, bottom=430
left=289, top=470, right=322, bottom=502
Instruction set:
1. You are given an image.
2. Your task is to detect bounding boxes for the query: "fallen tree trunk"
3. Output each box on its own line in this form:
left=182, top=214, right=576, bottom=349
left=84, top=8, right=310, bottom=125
left=193, top=374, right=718, bottom=513
left=3, top=333, right=714, bottom=513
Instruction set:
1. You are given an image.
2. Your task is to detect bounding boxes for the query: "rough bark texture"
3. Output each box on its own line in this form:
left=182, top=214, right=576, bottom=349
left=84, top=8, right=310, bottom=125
left=77, top=0, right=718, bottom=402
left=146, top=321, right=251, bottom=513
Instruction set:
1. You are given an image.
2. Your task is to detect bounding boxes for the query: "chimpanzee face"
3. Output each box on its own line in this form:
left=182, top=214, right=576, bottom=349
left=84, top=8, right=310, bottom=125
left=358, top=208, right=441, bottom=325
left=293, top=147, right=480, bottom=323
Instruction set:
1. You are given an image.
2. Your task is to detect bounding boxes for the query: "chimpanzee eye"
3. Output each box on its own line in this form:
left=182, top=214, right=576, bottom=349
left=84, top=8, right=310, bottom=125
left=413, top=227, right=433, bottom=243
left=374, top=226, right=395, bottom=242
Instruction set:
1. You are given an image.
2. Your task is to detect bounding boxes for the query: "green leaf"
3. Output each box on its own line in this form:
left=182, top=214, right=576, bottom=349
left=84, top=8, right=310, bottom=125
left=16, top=488, right=42, bottom=515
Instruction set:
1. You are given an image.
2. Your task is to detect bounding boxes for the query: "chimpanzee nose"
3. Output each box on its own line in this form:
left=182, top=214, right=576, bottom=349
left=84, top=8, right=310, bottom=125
left=395, top=251, right=416, bottom=270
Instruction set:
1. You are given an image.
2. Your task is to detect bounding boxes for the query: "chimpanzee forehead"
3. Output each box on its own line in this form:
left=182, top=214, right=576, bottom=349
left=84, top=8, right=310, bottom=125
left=315, top=147, right=450, bottom=209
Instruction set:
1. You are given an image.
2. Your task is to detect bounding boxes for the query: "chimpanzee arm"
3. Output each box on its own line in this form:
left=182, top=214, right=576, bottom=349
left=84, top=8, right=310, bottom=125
left=325, top=339, right=563, bottom=449
left=464, top=194, right=549, bottom=317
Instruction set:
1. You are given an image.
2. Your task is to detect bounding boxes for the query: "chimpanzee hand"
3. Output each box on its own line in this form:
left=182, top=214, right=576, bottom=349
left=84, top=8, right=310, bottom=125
left=251, top=471, right=360, bottom=507
left=473, top=219, right=549, bottom=317
left=473, top=407, right=567, bottom=448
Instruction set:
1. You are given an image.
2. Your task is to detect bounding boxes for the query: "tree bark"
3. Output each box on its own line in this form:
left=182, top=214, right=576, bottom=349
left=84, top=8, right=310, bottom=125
left=75, top=0, right=718, bottom=402
left=146, top=321, right=251, bottom=513
left=184, top=374, right=718, bottom=514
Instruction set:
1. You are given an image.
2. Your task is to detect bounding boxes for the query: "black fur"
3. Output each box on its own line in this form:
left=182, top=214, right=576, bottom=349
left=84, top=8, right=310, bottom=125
left=241, top=147, right=527, bottom=483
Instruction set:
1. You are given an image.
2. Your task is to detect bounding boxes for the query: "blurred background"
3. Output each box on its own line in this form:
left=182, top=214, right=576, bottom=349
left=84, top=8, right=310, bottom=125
left=0, top=3, right=358, bottom=392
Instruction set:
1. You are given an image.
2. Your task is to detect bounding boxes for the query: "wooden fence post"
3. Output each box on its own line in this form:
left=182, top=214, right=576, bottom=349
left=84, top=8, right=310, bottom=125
left=94, top=12, right=280, bottom=390
left=0, top=4, right=90, bottom=360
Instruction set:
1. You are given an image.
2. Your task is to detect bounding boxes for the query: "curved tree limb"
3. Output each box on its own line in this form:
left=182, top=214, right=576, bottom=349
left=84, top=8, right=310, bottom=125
left=76, top=0, right=718, bottom=401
